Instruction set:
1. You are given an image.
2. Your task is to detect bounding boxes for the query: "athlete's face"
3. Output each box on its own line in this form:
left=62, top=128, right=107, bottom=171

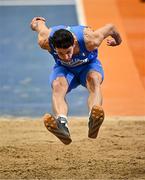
left=55, top=46, right=74, bottom=61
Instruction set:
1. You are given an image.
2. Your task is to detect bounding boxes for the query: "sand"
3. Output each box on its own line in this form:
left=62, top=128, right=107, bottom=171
left=0, top=116, right=145, bottom=180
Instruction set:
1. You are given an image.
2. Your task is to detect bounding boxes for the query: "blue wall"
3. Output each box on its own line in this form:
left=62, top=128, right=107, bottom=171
left=0, top=5, right=88, bottom=117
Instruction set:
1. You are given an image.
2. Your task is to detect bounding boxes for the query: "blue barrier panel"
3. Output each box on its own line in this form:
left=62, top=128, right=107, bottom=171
left=0, top=5, right=88, bottom=117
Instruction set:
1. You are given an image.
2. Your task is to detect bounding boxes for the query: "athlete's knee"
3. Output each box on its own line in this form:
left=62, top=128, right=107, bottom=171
left=86, top=71, right=102, bottom=90
left=52, top=77, right=68, bottom=94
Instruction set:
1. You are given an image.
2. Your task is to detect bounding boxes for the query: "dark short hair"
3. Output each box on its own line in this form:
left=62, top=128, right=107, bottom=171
left=50, top=29, right=74, bottom=49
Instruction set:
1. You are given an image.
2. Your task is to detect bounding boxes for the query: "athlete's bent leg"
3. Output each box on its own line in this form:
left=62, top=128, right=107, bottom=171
left=86, top=71, right=104, bottom=138
left=52, top=76, right=69, bottom=117
left=43, top=76, right=71, bottom=145
left=86, top=71, right=103, bottom=111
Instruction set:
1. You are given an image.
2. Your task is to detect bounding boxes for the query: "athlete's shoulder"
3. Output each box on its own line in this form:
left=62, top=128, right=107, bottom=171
left=69, top=25, right=87, bottom=30
left=50, top=25, right=66, bottom=31
left=50, top=25, right=66, bottom=29
left=50, top=25, right=86, bottom=32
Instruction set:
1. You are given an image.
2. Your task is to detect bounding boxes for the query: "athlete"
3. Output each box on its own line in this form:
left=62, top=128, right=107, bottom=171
left=30, top=17, right=122, bottom=145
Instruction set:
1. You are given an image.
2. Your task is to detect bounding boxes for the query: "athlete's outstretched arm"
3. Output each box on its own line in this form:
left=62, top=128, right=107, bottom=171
left=30, top=17, right=50, bottom=50
left=85, top=24, right=122, bottom=51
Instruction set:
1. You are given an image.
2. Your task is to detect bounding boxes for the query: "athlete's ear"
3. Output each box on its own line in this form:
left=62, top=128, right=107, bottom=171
left=73, top=38, right=77, bottom=47
left=74, top=38, right=77, bottom=43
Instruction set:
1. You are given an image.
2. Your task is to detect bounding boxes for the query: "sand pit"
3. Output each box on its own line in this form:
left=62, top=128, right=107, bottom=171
left=0, top=116, right=145, bottom=179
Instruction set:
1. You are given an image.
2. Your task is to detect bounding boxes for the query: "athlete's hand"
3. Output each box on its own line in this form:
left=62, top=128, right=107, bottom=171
left=106, top=38, right=118, bottom=46
left=30, top=16, right=46, bottom=31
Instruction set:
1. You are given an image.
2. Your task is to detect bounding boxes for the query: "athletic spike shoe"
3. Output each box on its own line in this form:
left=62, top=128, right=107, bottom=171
left=88, top=105, right=104, bottom=138
left=43, top=114, right=72, bottom=145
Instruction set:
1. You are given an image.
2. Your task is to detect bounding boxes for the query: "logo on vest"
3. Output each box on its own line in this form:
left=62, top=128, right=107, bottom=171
left=60, top=58, right=89, bottom=67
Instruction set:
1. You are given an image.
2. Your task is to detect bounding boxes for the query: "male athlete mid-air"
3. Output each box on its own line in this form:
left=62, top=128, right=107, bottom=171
left=30, top=17, right=122, bottom=145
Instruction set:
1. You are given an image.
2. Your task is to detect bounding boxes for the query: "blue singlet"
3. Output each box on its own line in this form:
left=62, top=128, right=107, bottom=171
left=49, top=25, right=104, bottom=92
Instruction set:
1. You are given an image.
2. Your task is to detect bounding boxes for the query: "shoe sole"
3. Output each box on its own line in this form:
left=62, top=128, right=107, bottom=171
left=88, top=105, right=104, bottom=138
left=43, top=114, right=72, bottom=145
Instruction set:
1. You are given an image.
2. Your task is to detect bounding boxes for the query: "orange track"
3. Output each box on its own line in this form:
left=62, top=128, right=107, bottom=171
left=83, top=0, right=145, bottom=115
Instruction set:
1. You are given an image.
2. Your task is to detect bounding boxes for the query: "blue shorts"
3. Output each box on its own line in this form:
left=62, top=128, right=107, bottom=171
left=49, top=58, right=104, bottom=93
